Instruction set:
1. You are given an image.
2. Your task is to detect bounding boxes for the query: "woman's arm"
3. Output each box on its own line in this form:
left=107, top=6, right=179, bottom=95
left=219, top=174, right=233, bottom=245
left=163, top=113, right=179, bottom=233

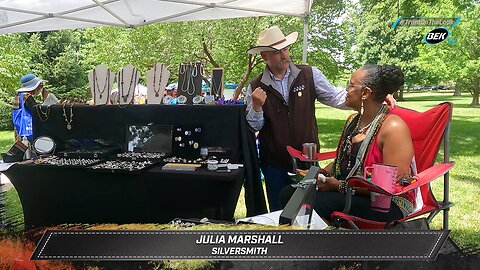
left=378, top=115, right=414, bottom=181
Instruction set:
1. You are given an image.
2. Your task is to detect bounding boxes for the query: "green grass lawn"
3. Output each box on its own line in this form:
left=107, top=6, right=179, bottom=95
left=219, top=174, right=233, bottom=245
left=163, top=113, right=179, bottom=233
left=0, top=130, right=15, bottom=153
left=1, top=91, right=479, bottom=249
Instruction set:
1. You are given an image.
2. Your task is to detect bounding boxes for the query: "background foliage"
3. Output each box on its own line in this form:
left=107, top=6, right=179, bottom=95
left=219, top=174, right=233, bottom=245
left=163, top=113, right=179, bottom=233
left=0, top=0, right=477, bottom=128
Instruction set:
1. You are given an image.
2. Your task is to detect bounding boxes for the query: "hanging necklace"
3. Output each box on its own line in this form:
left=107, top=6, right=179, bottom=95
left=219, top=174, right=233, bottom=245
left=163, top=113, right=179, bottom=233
left=180, top=64, right=188, bottom=91
left=153, top=64, right=163, bottom=97
left=62, top=103, right=73, bottom=130
left=36, top=105, right=51, bottom=121
left=120, top=68, right=137, bottom=103
left=93, top=69, right=110, bottom=99
left=186, top=64, right=197, bottom=96
left=211, top=73, right=222, bottom=97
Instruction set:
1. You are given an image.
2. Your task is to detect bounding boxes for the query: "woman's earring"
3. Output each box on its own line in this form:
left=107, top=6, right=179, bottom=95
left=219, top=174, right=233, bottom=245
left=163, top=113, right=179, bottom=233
left=360, top=99, right=364, bottom=115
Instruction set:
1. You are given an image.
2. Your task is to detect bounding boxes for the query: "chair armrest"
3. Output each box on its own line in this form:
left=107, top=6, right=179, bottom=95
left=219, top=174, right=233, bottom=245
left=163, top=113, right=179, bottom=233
left=316, top=151, right=336, bottom=161
left=286, top=146, right=336, bottom=162
left=347, top=162, right=454, bottom=196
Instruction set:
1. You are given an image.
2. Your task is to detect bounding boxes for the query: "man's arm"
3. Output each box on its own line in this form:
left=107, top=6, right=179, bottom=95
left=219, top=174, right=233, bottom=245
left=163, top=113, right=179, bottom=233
left=246, top=84, right=266, bottom=131
left=312, top=67, right=349, bottom=109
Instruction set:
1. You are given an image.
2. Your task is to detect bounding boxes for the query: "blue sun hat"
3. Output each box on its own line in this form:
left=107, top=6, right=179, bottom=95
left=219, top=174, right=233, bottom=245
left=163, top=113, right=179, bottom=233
left=16, top=74, right=45, bottom=92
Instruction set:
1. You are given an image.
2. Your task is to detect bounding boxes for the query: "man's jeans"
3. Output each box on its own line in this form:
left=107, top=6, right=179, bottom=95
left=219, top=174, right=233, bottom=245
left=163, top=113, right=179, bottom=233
left=262, top=166, right=293, bottom=212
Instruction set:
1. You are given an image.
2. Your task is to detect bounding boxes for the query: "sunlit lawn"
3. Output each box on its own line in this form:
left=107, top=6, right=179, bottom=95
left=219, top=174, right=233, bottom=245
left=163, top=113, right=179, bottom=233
left=1, top=91, right=479, bottom=248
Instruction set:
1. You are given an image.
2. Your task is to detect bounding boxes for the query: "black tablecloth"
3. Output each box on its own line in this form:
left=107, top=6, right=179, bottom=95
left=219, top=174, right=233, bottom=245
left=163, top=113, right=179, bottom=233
left=5, top=163, right=246, bottom=228
left=7, top=104, right=267, bottom=228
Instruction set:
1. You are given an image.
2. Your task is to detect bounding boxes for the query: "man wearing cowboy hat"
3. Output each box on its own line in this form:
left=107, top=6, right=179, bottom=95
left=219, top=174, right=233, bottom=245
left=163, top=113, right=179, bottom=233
left=246, top=26, right=394, bottom=211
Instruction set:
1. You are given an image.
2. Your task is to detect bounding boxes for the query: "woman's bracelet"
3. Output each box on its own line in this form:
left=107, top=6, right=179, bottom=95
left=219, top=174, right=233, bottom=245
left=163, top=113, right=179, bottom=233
left=338, top=180, right=347, bottom=193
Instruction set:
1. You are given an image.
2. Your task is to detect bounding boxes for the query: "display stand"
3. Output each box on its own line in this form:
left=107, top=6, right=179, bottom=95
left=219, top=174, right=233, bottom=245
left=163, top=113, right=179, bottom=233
left=177, top=62, right=204, bottom=105
left=146, top=63, right=170, bottom=104
left=210, top=68, right=224, bottom=98
left=117, top=64, right=140, bottom=105
left=88, top=65, right=115, bottom=105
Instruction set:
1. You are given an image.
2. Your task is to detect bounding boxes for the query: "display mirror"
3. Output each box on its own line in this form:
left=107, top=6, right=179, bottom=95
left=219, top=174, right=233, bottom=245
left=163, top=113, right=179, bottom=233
left=33, top=136, right=56, bottom=156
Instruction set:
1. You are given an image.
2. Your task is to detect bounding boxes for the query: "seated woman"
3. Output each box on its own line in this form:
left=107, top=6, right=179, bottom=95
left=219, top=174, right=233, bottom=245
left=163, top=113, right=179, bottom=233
left=280, top=64, right=416, bottom=222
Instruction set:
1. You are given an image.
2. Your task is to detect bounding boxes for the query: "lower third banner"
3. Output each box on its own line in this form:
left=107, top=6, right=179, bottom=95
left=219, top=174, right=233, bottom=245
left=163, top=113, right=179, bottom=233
left=31, top=230, right=449, bottom=261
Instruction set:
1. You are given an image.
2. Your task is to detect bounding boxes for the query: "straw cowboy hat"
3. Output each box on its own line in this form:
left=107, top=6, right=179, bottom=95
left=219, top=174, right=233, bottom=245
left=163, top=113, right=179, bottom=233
left=16, top=74, right=45, bottom=92
left=247, top=26, right=298, bottom=54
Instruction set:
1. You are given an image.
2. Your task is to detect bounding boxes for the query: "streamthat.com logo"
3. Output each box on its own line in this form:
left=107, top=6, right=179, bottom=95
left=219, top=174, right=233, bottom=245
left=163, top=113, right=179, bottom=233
left=392, top=17, right=460, bottom=45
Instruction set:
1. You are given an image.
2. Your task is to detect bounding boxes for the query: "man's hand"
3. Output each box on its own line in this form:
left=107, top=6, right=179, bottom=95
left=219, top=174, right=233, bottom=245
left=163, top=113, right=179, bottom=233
left=251, top=87, right=267, bottom=112
left=385, top=94, right=396, bottom=108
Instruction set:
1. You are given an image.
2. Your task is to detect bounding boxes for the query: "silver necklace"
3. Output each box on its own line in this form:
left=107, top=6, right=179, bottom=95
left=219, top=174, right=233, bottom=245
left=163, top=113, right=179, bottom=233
left=180, top=64, right=188, bottom=91
left=187, top=64, right=197, bottom=96
left=62, top=103, right=73, bottom=130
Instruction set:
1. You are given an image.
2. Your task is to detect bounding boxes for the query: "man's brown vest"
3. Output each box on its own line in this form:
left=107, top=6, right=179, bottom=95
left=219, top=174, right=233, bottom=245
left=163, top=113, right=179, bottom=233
left=250, top=65, right=319, bottom=168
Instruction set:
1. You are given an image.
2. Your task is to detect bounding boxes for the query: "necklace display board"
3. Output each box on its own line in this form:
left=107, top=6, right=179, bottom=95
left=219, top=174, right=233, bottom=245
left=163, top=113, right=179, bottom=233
left=88, top=65, right=115, bottom=105
left=117, top=64, right=141, bottom=105
left=210, top=68, right=224, bottom=98
left=178, top=62, right=204, bottom=105
left=146, top=63, right=170, bottom=104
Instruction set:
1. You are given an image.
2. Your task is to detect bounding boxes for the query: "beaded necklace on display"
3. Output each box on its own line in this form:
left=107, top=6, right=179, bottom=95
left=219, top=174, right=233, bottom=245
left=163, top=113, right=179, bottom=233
left=62, top=103, right=74, bottom=130
left=93, top=69, right=110, bottom=100
left=36, top=105, right=51, bottom=121
left=153, top=64, right=163, bottom=97
left=119, top=68, right=138, bottom=103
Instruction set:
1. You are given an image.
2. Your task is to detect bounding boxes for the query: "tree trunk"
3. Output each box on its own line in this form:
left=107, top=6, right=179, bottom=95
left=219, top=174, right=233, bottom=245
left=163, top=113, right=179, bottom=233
left=470, top=78, right=479, bottom=107
left=395, top=88, right=405, bottom=101
left=453, top=87, right=462, bottom=96
left=233, top=54, right=261, bottom=100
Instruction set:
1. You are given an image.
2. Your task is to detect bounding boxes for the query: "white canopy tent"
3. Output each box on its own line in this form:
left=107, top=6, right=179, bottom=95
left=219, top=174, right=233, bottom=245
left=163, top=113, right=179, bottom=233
left=0, top=0, right=313, bottom=63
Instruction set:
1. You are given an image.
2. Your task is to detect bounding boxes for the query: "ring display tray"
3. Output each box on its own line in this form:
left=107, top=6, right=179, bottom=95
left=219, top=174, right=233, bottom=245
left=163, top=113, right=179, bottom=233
left=34, top=156, right=104, bottom=169
left=58, top=146, right=122, bottom=159
left=115, top=152, right=168, bottom=162
left=87, top=160, right=157, bottom=174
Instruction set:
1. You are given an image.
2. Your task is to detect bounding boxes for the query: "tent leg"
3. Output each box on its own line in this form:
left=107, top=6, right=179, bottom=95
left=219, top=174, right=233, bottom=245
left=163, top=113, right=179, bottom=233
left=302, top=14, right=309, bottom=64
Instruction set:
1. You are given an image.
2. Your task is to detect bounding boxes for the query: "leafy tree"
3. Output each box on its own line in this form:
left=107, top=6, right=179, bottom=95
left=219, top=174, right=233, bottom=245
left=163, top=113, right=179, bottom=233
left=0, top=34, right=38, bottom=130
left=30, top=30, right=89, bottom=102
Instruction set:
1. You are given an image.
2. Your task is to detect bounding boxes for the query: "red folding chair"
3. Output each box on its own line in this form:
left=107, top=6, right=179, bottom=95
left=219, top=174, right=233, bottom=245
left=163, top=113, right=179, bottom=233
left=287, top=102, right=454, bottom=229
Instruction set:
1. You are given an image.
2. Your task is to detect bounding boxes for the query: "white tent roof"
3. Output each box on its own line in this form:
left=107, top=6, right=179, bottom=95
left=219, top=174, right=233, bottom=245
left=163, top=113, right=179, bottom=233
left=0, top=0, right=312, bottom=34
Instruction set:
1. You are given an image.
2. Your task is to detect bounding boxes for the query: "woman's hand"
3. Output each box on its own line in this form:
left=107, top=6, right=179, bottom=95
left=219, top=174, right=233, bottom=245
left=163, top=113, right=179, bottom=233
left=316, top=176, right=340, bottom=192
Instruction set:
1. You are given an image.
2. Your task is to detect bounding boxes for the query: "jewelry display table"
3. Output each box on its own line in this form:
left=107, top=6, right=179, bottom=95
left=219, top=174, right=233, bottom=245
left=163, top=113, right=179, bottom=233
left=7, top=104, right=267, bottom=228
left=5, top=163, right=244, bottom=228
